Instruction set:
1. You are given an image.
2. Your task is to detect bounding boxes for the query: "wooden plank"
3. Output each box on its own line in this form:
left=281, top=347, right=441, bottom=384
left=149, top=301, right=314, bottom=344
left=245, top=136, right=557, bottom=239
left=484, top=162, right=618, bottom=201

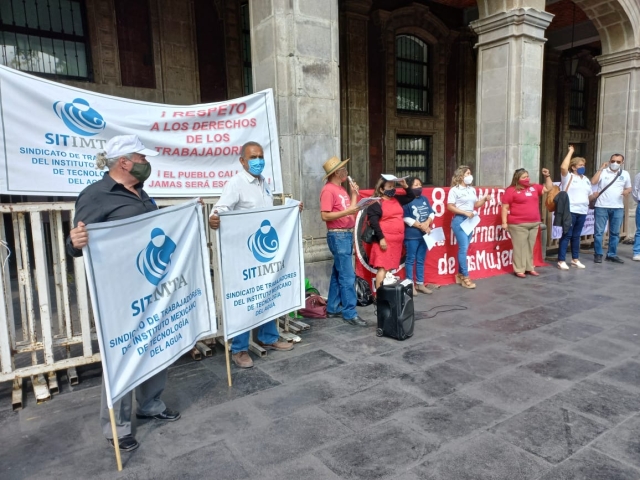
left=73, top=256, right=93, bottom=357
left=48, top=371, right=59, bottom=395
left=0, top=353, right=101, bottom=382
left=11, top=378, right=22, bottom=411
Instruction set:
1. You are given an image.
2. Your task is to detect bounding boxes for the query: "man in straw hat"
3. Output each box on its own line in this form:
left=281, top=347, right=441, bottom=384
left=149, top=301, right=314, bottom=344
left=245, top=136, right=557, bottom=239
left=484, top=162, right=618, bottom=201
left=320, top=156, right=366, bottom=326
left=67, top=135, right=181, bottom=453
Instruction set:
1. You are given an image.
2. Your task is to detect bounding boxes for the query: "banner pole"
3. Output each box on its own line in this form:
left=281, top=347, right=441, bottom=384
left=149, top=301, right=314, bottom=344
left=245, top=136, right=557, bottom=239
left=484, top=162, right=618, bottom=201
left=108, top=408, right=123, bottom=471
left=225, top=341, right=232, bottom=387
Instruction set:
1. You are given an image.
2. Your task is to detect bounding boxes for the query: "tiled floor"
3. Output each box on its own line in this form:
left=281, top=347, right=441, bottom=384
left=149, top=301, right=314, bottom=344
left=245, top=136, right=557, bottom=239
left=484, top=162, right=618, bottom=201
left=1, top=245, right=640, bottom=479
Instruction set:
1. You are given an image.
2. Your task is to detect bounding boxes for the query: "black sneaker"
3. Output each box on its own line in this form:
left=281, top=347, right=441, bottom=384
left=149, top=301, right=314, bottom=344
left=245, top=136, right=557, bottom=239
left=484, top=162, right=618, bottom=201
left=343, top=316, right=367, bottom=327
left=326, top=311, right=343, bottom=318
left=136, top=408, right=181, bottom=422
left=605, top=255, right=624, bottom=264
left=594, top=254, right=603, bottom=263
left=108, top=435, right=139, bottom=452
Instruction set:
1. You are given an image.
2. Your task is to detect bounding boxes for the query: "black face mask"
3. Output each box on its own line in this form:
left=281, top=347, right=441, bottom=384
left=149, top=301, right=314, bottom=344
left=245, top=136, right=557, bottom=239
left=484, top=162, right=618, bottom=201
left=383, top=188, right=396, bottom=197
left=411, top=187, right=423, bottom=197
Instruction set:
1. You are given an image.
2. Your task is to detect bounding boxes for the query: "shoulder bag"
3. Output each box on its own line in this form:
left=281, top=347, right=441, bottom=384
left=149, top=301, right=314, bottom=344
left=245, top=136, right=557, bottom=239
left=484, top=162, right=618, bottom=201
left=545, top=174, right=573, bottom=212
left=588, top=170, right=621, bottom=210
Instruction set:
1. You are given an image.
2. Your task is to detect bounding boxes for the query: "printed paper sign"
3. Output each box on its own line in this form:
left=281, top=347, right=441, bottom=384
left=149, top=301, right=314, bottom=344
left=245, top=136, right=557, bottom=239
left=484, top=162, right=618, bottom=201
left=0, top=65, right=282, bottom=196
left=216, top=204, right=305, bottom=340
left=83, top=200, right=216, bottom=406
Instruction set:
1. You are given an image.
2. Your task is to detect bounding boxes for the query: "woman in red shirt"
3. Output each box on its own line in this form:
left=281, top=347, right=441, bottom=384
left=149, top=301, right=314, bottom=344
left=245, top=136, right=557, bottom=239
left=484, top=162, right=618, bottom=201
left=367, top=177, right=405, bottom=290
left=501, top=168, right=553, bottom=277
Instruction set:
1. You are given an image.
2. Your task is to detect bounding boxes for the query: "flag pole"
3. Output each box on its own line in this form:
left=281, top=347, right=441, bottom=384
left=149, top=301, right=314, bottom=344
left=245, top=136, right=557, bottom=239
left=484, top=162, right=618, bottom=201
left=108, top=408, right=123, bottom=471
left=225, top=341, right=233, bottom=387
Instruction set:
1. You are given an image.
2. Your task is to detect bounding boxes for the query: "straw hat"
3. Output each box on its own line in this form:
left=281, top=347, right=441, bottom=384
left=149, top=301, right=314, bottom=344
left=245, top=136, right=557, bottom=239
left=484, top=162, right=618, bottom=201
left=322, top=156, right=350, bottom=180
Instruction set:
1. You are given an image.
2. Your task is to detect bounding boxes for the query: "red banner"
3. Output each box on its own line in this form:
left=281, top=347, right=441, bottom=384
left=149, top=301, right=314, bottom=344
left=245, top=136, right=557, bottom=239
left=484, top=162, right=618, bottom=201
left=354, top=187, right=545, bottom=287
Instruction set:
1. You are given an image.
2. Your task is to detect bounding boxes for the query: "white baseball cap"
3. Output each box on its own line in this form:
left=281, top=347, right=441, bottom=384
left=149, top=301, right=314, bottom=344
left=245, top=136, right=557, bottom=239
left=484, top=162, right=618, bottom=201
left=104, top=135, right=159, bottom=158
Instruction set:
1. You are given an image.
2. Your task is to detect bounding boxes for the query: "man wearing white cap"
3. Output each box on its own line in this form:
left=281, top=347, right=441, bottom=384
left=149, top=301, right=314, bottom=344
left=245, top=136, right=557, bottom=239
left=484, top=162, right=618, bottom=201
left=67, top=135, right=180, bottom=453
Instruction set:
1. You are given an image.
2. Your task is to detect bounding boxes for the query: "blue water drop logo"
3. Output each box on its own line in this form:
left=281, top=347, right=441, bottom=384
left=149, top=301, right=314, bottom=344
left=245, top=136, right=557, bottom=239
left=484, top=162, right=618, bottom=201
left=52, top=98, right=106, bottom=136
left=247, top=220, right=279, bottom=263
left=137, top=228, right=177, bottom=286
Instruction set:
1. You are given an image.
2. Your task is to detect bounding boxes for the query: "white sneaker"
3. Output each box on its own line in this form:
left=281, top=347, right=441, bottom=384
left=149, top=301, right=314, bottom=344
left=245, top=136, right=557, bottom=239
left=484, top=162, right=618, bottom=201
left=557, top=261, right=569, bottom=270
left=633, top=255, right=640, bottom=261
left=571, top=260, right=586, bottom=269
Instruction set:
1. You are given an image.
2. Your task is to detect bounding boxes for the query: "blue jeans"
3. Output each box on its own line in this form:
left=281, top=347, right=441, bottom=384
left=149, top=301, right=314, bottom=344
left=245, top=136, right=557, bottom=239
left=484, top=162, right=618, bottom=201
left=326, top=231, right=358, bottom=320
left=594, top=207, right=624, bottom=257
left=231, top=320, right=279, bottom=353
left=404, top=238, right=427, bottom=283
left=558, top=213, right=587, bottom=261
left=634, top=202, right=640, bottom=256
left=451, top=214, right=472, bottom=277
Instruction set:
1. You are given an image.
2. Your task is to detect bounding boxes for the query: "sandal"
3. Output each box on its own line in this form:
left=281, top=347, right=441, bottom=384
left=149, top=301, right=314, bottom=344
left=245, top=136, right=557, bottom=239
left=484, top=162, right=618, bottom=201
left=527, top=271, right=540, bottom=276
left=455, top=274, right=476, bottom=289
left=515, top=272, right=526, bottom=278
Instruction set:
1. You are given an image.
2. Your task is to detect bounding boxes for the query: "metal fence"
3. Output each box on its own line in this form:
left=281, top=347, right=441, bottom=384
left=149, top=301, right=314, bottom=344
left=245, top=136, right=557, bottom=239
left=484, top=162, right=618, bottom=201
left=0, top=199, right=220, bottom=409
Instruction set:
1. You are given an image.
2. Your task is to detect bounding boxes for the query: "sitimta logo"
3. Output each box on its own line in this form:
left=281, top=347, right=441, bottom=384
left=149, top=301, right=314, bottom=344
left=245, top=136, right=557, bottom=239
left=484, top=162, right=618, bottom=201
left=137, top=228, right=177, bottom=286
left=52, top=98, right=106, bottom=136
left=247, top=220, right=279, bottom=263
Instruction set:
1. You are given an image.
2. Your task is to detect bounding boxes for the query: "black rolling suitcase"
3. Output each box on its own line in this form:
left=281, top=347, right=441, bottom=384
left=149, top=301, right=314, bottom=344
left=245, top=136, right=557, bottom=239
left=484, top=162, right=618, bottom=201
left=376, top=279, right=414, bottom=340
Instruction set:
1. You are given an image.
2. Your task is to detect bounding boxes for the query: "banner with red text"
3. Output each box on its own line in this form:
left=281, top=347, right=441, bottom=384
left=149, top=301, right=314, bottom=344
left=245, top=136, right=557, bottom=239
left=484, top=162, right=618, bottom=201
left=0, top=65, right=283, bottom=196
left=355, top=187, right=545, bottom=287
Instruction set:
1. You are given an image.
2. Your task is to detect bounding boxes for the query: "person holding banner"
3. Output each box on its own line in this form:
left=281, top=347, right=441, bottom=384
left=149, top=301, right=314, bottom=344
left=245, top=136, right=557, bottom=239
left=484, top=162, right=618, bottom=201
left=447, top=166, right=492, bottom=289
left=557, top=145, right=592, bottom=270
left=209, top=141, right=299, bottom=368
left=501, top=167, right=553, bottom=278
left=368, top=177, right=406, bottom=290
left=66, top=135, right=181, bottom=453
left=320, top=157, right=366, bottom=327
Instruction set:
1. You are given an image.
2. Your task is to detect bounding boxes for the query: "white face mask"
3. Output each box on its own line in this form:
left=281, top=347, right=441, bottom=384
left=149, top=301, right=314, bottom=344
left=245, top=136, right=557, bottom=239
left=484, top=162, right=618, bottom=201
left=463, top=175, right=473, bottom=185
left=609, top=163, right=621, bottom=171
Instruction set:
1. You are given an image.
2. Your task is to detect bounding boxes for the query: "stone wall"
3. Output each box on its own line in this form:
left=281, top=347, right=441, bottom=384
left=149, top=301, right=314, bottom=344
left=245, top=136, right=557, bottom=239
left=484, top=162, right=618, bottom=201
left=60, top=0, right=200, bottom=105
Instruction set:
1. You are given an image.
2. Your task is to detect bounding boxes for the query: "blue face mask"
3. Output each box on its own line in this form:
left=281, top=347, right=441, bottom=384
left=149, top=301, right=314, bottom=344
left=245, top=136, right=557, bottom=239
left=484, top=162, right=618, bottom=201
left=576, top=166, right=586, bottom=175
left=247, top=158, right=265, bottom=176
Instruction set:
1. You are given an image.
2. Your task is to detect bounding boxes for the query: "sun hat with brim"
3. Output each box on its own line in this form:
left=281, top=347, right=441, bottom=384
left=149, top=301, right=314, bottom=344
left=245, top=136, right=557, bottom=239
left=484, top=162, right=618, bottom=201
left=105, top=134, right=159, bottom=158
left=322, top=156, right=350, bottom=180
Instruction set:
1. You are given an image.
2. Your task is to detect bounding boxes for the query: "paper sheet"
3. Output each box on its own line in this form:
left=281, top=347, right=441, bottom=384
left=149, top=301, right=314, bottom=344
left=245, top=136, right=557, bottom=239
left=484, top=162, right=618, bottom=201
left=356, top=197, right=381, bottom=208
left=423, top=227, right=445, bottom=250
left=460, top=213, right=481, bottom=235
left=380, top=174, right=409, bottom=182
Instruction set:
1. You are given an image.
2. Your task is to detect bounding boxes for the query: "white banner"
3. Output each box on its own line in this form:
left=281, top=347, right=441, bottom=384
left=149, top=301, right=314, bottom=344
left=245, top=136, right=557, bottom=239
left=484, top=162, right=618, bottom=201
left=216, top=203, right=305, bottom=340
left=83, top=200, right=216, bottom=406
left=0, top=65, right=283, bottom=197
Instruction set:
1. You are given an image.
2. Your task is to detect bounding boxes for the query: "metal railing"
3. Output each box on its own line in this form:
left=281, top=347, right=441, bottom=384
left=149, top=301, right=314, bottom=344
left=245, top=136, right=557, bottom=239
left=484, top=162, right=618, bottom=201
left=0, top=199, right=221, bottom=409
left=541, top=193, right=630, bottom=251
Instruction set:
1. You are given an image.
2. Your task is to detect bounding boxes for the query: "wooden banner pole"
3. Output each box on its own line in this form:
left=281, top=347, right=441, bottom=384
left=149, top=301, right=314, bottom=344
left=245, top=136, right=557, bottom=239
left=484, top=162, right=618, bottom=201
left=108, top=407, right=123, bottom=471
left=225, top=341, right=232, bottom=387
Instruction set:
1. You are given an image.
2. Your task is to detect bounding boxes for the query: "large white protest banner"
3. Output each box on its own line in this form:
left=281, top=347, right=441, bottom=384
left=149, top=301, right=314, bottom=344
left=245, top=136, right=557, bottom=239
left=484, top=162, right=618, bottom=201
left=83, top=200, right=216, bottom=405
left=216, top=203, right=305, bottom=340
left=0, top=65, right=282, bottom=197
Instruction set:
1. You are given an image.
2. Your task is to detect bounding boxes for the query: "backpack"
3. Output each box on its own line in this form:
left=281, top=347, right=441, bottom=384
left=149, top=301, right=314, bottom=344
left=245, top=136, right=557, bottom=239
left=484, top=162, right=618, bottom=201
left=355, top=276, right=374, bottom=306
left=298, top=288, right=327, bottom=318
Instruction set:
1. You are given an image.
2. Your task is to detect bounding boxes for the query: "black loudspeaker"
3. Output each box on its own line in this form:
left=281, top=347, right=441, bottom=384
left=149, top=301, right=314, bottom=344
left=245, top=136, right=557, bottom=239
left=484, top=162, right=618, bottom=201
left=376, top=280, right=414, bottom=340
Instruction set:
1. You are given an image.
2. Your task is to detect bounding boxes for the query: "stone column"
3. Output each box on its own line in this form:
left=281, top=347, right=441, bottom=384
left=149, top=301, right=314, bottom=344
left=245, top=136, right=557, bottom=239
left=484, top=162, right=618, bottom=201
left=340, top=0, right=371, bottom=186
left=595, top=48, right=640, bottom=234
left=470, top=8, right=553, bottom=186
left=250, top=0, right=340, bottom=287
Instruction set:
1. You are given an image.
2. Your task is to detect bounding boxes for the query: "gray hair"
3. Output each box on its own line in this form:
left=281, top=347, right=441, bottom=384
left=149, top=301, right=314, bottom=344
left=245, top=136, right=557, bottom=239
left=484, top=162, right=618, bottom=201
left=240, top=141, right=263, bottom=159
left=95, top=152, right=132, bottom=170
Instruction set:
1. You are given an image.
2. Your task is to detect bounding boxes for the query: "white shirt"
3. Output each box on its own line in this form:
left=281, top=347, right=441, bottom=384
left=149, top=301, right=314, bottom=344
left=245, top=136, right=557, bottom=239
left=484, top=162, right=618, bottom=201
left=632, top=172, right=640, bottom=203
left=595, top=168, right=631, bottom=209
left=211, top=169, right=273, bottom=215
left=561, top=172, right=592, bottom=215
left=447, top=185, right=477, bottom=212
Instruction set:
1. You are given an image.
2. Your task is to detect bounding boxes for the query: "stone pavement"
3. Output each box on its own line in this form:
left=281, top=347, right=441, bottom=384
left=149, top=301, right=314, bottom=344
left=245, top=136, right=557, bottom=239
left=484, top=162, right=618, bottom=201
left=1, top=245, right=640, bottom=480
